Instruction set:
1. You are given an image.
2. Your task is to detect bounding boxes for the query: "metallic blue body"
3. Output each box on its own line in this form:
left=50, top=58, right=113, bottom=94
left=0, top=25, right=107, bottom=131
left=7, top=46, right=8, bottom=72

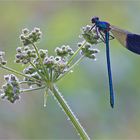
left=92, top=17, right=114, bottom=108
left=96, top=21, right=110, bottom=32
left=105, top=32, right=114, bottom=108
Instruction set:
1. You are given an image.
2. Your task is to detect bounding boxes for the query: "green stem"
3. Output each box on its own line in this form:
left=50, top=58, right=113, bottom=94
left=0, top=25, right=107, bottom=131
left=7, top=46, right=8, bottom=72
left=56, top=55, right=84, bottom=82
left=44, top=88, right=48, bottom=107
left=49, top=84, right=90, bottom=140
left=31, top=42, right=49, bottom=79
left=0, top=65, right=40, bottom=83
left=50, top=68, right=53, bottom=82
left=19, top=81, right=41, bottom=85
left=29, top=62, right=48, bottom=83
left=67, top=41, right=86, bottom=66
left=20, top=86, right=46, bottom=93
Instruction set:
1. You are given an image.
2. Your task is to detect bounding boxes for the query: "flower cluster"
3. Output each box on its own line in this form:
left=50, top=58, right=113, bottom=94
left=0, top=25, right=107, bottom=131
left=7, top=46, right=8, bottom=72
left=55, top=45, right=74, bottom=57
left=0, top=74, right=20, bottom=103
left=20, top=28, right=42, bottom=46
left=81, top=25, right=99, bottom=44
left=0, top=51, right=7, bottom=66
left=0, top=26, right=100, bottom=104
left=15, top=46, right=36, bottom=64
left=79, top=25, right=100, bottom=59
left=78, top=42, right=99, bottom=59
left=22, top=49, right=48, bottom=87
left=22, top=47, right=69, bottom=84
left=44, top=56, right=67, bottom=77
left=15, top=28, right=42, bottom=65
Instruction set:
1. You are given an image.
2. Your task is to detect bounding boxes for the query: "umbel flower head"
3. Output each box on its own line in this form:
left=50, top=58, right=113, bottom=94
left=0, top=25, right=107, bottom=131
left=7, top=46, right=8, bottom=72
left=0, top=74, right=20, bottom=103
left=15, top=27, right=42, bottom=64
left=78, top=42, right=99, bottom=59
left=15, top=46, right=36, bottom=64
left=55, top=45, right=74, bottom=57
left=79, top=25, right=100, bottom=60
left=81, top=25, right=99, bottom=44
left=15, top=28, right=75, bottom=87
left=0, top=26, right=99, bottom=104
left=20, top=27, right=42, bottom=46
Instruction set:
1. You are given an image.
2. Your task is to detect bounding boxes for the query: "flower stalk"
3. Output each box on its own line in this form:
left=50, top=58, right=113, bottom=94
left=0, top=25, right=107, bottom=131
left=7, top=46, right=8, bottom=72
left=49, top=84, right=90, bottom=140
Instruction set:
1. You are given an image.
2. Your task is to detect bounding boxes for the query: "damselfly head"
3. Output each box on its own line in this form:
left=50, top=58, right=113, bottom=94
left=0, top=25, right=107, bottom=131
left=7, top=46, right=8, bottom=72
left=91, top=16, right=99, bottom=24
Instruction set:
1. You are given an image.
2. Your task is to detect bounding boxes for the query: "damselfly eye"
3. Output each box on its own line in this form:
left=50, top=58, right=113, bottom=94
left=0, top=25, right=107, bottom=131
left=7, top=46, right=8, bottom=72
left=91, top=16, right=99, bottom=23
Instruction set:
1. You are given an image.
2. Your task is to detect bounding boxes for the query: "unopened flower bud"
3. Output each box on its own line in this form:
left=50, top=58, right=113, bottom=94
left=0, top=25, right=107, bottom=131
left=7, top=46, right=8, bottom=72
left=22, top=28, right=29, bottom=35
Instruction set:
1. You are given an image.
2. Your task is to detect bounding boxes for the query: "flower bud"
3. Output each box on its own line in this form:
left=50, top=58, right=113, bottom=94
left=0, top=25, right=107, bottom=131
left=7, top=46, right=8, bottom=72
left=22, top=28, right=29, bottom=35
left=16, top=47, right=22, bottom=53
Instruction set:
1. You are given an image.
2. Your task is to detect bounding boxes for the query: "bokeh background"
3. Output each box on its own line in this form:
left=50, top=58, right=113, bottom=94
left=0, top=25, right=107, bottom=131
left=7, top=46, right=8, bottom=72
left=0, top=1, right=140, bottom=140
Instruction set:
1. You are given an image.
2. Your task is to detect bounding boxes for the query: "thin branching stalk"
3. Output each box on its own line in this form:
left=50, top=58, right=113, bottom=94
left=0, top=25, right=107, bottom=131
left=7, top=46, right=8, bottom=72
left=0, top=65, right=40, bottom=83
left=19, top=81, right=41, bottom=85
left=31, top=42, right=49, bottom=78
left=44, top=88, right=48, bottom=107
left=29, top=61, right=48, bottom=83
left=56, top=55, right=84, bottom=82
left=20, top=86, right=46, bottom=93
left=67, top=41, right=86, bottom=66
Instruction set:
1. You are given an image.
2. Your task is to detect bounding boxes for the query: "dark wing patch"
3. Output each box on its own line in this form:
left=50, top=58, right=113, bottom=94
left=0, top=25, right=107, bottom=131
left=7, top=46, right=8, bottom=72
left=126, top=34, right=140, bottom=55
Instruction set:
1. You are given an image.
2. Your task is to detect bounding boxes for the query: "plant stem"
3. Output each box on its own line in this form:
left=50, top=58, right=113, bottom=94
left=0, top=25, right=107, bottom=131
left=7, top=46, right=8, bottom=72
left=31, top=42, right=49, bottom=78
left=56, top=55, right=84, bottom=82
left=50, top=68, right=53, bottom=82
left=0, top=65, right=40, bottom=83
left=20, top=86, right=46, bottom=93
left=49, top=84, right=90, bottom=140
left=29, top=62, right=48, bottom=83
left=67, top=41, right=86, bottom=66
left=44, top=88, right=48, bottom=107
left=19, top=81, right=41, bottom=85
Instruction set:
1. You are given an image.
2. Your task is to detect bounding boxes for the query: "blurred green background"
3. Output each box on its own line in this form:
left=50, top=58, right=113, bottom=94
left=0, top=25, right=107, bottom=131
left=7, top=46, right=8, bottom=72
left=0, top=1, right=140, bottom=140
